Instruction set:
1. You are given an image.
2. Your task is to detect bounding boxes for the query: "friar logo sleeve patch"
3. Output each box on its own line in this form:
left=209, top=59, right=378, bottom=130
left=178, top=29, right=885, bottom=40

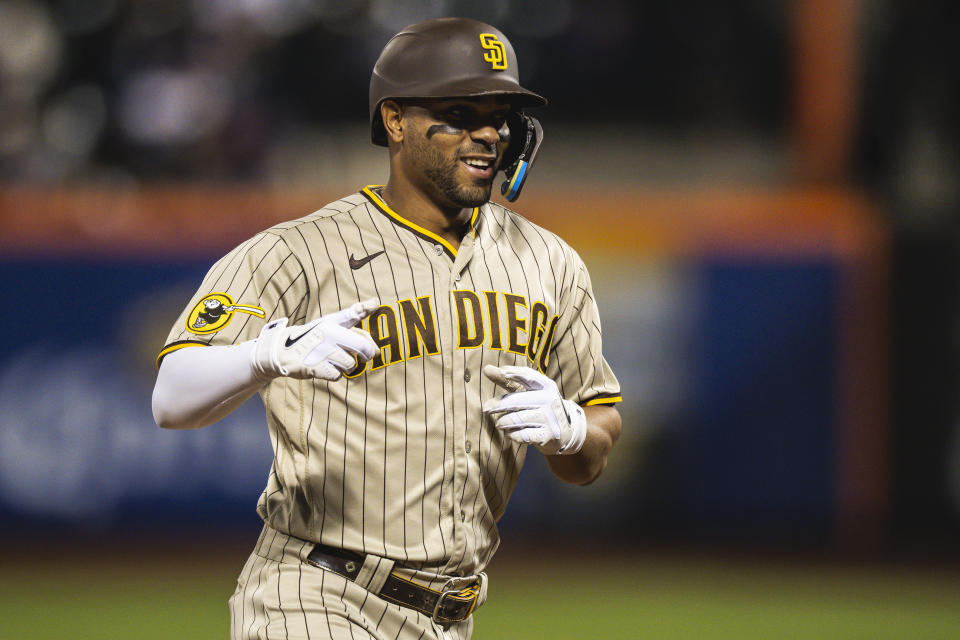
left=185, top=292, right=266, bottom=335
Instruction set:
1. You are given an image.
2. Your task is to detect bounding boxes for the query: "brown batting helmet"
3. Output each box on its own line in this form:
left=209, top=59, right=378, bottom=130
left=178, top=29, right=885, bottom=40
left=369, top=17, right=547, bottom=146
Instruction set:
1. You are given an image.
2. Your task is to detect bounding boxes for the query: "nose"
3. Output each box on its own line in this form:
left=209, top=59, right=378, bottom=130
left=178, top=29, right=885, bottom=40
left=469, top=123, right=501, bottom=147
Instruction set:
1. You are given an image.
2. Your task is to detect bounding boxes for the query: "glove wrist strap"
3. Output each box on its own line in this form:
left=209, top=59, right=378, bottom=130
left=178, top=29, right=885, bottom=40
left=557, top=400, right=587, bottom=455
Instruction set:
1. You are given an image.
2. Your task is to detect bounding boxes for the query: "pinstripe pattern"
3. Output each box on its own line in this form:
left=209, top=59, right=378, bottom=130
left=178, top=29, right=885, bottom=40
left=163, top=187, right=620, bottom=637
left=230, top=526, right=471, bottom=640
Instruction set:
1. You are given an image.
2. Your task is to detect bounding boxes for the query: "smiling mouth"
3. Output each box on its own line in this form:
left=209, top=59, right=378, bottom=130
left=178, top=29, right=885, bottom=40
left=460, top=157, right=495, bottom=178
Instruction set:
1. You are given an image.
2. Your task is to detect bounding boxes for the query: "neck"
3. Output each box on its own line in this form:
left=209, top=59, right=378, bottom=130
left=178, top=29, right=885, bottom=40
left=380, top=180, right=475, bottom=249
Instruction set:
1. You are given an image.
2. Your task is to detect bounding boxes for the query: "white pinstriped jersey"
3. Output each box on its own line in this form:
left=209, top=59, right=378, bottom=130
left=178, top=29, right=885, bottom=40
left=159, top=186, right=621, bottom=577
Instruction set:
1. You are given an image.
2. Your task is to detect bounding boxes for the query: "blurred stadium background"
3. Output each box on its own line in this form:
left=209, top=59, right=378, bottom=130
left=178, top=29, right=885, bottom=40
left=1, top=0, right=959, bottom=638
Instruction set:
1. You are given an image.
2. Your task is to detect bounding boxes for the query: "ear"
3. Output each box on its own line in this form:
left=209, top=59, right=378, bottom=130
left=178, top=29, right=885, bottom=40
left=381, top=100, right=404, bottom=144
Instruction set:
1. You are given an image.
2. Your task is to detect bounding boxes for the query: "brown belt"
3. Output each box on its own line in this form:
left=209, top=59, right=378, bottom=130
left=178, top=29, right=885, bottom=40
left=305, top=544, right=480, bottom=623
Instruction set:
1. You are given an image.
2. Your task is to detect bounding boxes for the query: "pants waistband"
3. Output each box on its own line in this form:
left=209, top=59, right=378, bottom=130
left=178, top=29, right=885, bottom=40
left=251, top=524, right=488, bottom=622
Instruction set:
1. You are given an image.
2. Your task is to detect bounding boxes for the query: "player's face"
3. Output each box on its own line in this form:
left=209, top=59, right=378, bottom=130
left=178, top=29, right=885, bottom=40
left=401, top=97, right=512, bottom=209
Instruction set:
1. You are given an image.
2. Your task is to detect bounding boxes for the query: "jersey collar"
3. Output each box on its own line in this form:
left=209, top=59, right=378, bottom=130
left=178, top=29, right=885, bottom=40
left=361, top=185, right=480, bottom=260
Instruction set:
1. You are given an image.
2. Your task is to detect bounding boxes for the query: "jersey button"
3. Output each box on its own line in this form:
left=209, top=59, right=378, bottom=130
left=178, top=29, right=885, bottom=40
left=465, top=441, right=472, bottom=453
left=455, top=273, right=462, bottom=282
left=461, top=513, right=466, bottom=522
left=434, top=244, right=443, bottom=255
left=463, top=371, right=471, bottom=382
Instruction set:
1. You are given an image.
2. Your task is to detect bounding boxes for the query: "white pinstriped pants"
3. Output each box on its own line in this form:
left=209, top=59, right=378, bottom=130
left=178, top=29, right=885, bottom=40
left=229, top=526, right=475, bottom=640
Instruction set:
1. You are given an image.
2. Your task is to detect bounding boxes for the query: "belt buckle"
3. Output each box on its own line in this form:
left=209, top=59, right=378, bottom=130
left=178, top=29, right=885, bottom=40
left=432, top=577, right=479, bottom=624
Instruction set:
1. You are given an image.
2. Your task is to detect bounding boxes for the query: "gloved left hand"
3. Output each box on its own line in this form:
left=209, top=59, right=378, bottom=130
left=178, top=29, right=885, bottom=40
left=482, top=365, right=587, bottom=455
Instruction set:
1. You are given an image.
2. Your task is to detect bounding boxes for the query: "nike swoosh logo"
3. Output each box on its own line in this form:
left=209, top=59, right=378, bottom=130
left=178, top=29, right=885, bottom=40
left=284, top=329, right=312, bottom=348
left=349, top=250, right=385, bottom=270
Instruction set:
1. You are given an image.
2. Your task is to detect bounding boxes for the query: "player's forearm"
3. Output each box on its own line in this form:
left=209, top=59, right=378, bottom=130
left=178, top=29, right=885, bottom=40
left=152, top=342, right=265, bottom=430
left=545, top=405, right=621, bottom=485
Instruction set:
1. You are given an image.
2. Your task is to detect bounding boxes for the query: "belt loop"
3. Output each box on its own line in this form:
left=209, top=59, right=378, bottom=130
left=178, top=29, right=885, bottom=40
left=354, top=554, right=395, bottom=594
left=474, top=572, right=488, bottom=609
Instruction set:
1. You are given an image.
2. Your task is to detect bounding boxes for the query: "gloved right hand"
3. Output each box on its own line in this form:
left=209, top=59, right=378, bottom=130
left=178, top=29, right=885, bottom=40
left=251, top=299, right=379, bottom=381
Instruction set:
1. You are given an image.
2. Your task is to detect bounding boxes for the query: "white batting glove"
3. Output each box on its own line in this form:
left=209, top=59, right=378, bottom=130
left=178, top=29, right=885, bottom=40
left=482, top=365, right=587, bottom=455
left=251, top=299, right=379, bottom=382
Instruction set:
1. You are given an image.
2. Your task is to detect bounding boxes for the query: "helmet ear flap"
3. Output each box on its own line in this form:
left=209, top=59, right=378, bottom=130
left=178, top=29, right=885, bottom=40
left=500, top=113, right=543, bottom=202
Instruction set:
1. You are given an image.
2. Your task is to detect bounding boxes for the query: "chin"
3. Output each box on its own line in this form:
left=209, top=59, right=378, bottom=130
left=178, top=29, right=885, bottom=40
left=425, top=164, right=493, bottom=208
left=448, top=182, right=493, bottom=208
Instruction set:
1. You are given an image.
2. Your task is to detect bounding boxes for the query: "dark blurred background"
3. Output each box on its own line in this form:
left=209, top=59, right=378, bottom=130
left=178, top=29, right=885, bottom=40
left=1, top=0, right=958, bottom=567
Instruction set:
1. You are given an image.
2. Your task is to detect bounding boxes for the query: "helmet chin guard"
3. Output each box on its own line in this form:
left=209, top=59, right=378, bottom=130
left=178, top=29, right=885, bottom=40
left=500, top=113, right=543, bottom=202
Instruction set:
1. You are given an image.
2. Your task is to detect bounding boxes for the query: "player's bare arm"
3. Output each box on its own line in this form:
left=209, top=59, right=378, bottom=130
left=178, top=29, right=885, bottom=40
left=544, top=405, right=622, bottom=485
left=153, top=300, right=378, bottom=430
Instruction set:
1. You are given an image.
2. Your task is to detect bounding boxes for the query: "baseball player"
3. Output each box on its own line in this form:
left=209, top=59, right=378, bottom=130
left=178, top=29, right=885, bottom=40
left=152, top=17, right=621, bottom=640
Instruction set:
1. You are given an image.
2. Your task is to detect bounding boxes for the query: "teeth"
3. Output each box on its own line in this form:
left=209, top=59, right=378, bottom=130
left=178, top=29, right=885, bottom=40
left=464, top=159, right=490, bottom=169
